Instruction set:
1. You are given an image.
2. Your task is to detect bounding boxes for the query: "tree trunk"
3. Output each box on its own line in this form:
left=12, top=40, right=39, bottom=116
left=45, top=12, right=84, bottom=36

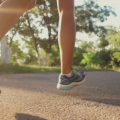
left=26, top=12, right=50, bottom=66
left=36, top=50, right=49, bottom=66
left=1, top=36, right=11, bottom=64
left=39, top=53, right=49, bottom=66
left=9, top=24, right=21, bottom=47
left=37, top=52, right=41, bottom=66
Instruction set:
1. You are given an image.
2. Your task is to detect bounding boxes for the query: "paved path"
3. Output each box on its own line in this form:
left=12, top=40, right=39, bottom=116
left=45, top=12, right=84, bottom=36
left=0, top=72, right=120, bottom=120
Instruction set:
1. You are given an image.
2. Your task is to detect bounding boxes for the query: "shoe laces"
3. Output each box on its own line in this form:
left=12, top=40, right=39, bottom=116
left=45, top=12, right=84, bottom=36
left=73, top=69, right=82, bottom=76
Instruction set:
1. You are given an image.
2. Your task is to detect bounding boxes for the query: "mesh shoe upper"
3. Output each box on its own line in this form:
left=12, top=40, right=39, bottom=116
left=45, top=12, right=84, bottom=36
left=59, top=70, right=85, bottom=85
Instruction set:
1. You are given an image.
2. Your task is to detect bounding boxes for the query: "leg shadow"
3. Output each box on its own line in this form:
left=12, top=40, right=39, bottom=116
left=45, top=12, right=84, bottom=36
left=15, top=113, right=47, bottom=120
left=83, top=98, right=120, bottom=106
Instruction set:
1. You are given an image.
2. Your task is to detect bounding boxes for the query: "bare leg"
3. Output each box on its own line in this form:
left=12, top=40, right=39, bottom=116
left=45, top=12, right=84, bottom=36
left=57, top=0, right=76, bottom=74
left=0, top=0, right=75, bottom=74
left=0, top=0, right=36, bottom=40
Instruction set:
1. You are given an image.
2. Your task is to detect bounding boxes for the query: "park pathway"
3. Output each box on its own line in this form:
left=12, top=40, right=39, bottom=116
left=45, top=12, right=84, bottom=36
left=0, top=71, right=120, bottom=120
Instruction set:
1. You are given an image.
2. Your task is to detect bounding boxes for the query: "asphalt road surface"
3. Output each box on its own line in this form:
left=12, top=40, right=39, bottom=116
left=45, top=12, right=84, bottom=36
left=0, top=71, right=120, bottom=120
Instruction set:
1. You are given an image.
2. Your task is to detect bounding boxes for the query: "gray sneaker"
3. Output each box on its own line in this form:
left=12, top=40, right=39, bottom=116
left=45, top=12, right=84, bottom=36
left=57, top=69, right=86, bottom=90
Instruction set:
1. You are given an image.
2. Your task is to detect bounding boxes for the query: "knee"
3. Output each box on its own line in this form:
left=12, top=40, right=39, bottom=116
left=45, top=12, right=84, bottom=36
left=19, top=0, right=36, bottom=12
left=57, top=0, right=74, bottom=14
left=26, top=0, right=36, bottom=11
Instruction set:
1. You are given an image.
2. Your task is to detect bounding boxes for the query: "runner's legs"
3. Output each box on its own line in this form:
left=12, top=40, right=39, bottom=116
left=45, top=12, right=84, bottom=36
left=0, top=0, right=36, bottom=40
left=0, top=0, right=75, bottom=75
left=57, top=0, right=75, bottom=74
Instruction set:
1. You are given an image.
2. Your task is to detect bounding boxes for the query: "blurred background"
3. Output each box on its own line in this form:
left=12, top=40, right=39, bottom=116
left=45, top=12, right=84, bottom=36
left=0, top=0, right=120, bottom=73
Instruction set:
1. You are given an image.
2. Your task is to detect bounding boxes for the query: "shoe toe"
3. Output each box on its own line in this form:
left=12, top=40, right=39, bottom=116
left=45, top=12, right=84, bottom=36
left=79, top=71, right=85, bottom=78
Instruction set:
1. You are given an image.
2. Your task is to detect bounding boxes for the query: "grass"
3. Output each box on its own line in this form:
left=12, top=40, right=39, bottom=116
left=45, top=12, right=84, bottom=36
left=0, top=64, right=61, bottom=74
left=0, top=64, right=117, bottom=75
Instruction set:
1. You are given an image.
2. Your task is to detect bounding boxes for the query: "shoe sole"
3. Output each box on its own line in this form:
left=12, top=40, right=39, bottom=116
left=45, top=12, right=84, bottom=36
left=57, top=77, right=86, bottom=90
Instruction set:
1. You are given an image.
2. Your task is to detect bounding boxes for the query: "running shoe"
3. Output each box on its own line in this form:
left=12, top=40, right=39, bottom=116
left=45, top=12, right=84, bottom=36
left=57, top=69, right=86, bottom=90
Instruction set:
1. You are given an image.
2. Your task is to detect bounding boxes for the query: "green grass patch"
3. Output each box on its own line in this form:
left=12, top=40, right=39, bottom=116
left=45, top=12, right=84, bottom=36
left=0, top=64, right=117, bottom=75
left=73, top=66, right=114, bottom=72
left=0, top=64, right=61, bottom=74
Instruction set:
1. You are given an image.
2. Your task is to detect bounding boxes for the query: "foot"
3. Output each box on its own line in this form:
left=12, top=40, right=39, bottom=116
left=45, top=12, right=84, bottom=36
left=57, top=69, right=86, bottom=90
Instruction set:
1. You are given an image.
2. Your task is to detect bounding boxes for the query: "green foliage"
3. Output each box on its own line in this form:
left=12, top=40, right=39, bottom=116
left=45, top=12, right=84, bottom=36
left=0, top=64, right=61, bottom=74
left=73, top=40, right=95, bottom=66
left=81, top=51, right=101, bottom=66
left=45, top=44, right=60, bottom=66
left=24, top=50, right=38, bottom=65
left=0, top=64, right=114, bottom=75
left=105, top=26, right=120, bottom=66
left=5, top=0, right=117, bottom=67
left=96, top=50, right=111, bottom=66
left=22, top=38, right=38, bottom=64
left=107, top=29, right=120, bottom=49
left=17, top=0, right=59, bottom=65
left=50, top=45, right=60, bottom=66
left=98, top=35, right=109, bottom=48
left=75, top=0, right=116, bottom=36
left=73, top=47, right=85, bottom=66
left=79, top=40, right=95, bottom=52
left=113, top=52, right=120, bottom=63
left=11, top=40, right=25, bottom=64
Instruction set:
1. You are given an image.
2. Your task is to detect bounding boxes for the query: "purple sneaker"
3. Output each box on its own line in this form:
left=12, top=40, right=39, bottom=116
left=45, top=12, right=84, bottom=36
left=57, top=69, right=86, bottom=90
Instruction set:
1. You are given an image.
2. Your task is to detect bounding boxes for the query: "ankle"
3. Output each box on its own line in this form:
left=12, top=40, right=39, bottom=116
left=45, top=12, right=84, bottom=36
left=62, top=71, right=72, bottom=77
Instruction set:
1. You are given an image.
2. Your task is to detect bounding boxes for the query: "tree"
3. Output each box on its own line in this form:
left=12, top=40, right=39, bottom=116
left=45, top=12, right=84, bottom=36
left=106, top=27, right=120, bottom=49
left=98, top=35, right=109, bottom=49
left=5, top=0, right=117, bottom=66
left=81, top=51, right=105, bottom=67
left=74, top=0, right=116, bottom=67
left=45, top=44, right=60, bottom=66
left=113, top=51, right=120, bottom=63
left=10, top=40, right=25, bottom=64
left=75, top=0, right=116, bottom=37
left=73, top=40, right=95, bottom=66
left=96, top=50, right=111, bottom=67
left=106, top=26, right=120, bottom=65
left=7, top=18, right=25, bottom=47
left=17, top=0, right=58, bottom=66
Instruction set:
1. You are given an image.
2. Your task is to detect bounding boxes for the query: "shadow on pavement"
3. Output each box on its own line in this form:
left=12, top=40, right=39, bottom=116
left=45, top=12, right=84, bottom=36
left=57, top=88, right=120, bottom=106
left=15, top=113, right=47, bottom=120
left=82, top=98, right=120, bottom=106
